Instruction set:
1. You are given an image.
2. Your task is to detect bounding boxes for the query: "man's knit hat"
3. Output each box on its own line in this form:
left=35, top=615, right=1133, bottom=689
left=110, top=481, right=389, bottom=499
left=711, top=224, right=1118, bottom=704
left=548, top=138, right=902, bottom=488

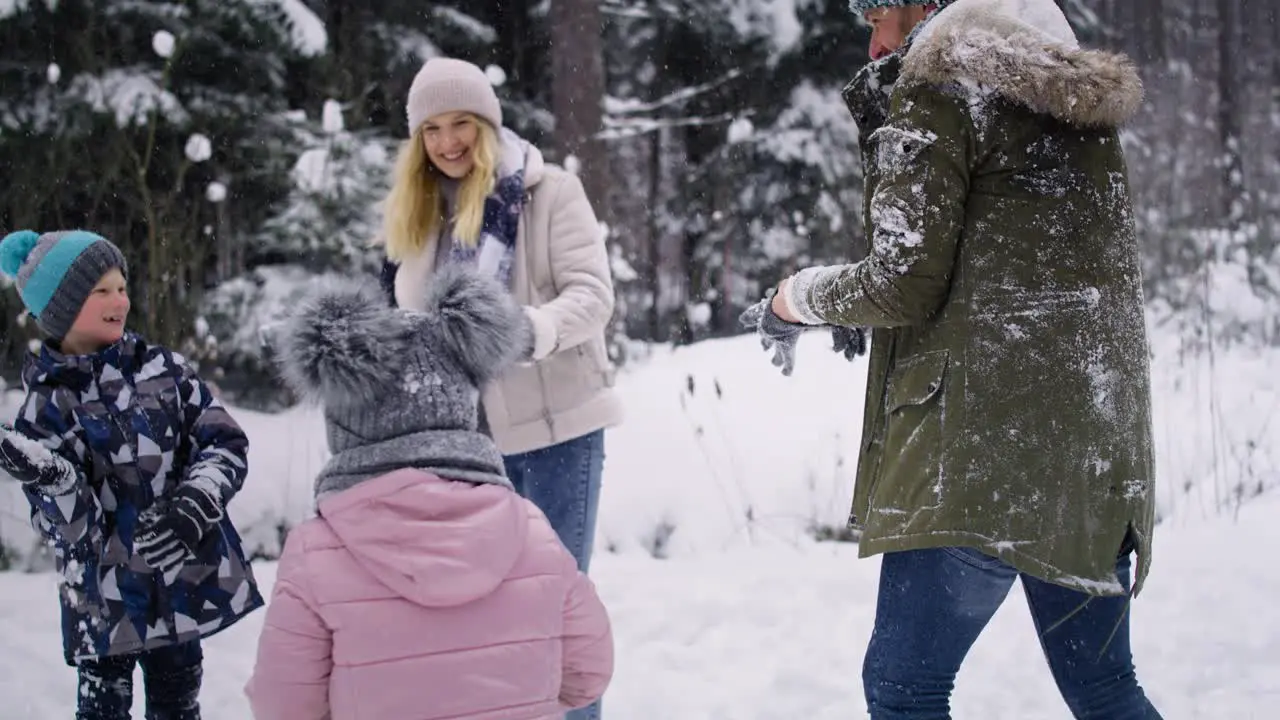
left=848, top=0, right=953, bottom=14
left=406, top=57, right=503, bottom=137
left=275, top=264, right=529, bottom=498
left=0, top=229, right=128, bottom=339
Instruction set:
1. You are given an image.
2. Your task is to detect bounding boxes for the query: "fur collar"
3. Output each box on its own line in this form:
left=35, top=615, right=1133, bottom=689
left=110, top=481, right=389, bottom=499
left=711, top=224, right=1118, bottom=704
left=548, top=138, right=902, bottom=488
left=507, top=128, right=547, bottom=187
left=902, top=0, right=1143, bottom=128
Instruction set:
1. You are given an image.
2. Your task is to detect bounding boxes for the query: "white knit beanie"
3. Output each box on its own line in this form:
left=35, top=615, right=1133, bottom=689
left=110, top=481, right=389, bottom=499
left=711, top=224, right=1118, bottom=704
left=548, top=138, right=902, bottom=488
left=405, top=58, right=503, bottom=137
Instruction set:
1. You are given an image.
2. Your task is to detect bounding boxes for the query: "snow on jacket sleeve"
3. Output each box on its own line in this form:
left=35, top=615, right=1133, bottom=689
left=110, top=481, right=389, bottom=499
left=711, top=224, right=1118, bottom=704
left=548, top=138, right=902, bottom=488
left=785, top=82, right=973, bottom=328
left=175, top=359, right=249, bottom=511
left=14, top=385, right=100, bottom=550
left=558, top=565, right=614, bottom=709
left=245, top=530, right=333, bottom=720
left=523, top=171, right=615, bottom=361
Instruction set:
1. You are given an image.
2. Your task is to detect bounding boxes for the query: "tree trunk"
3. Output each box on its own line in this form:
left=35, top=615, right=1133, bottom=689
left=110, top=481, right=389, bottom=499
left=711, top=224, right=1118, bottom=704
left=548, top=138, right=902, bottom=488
left=1146, top=0, right=1165, bottom=63
left=548, top=0, right=609, bottom=223
left=646, top=125, right=662, bottom=340
left=1217, top=0, right=1246, bottom=230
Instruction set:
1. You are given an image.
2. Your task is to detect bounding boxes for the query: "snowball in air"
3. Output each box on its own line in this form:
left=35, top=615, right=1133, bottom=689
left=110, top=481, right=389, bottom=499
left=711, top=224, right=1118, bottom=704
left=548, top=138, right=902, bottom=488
left=321, top=99, right=343, bottom=134
left=185, top=134, right=212, bottom=163
left=727, top=117, right=753, bottom=143
left=152, top=30, right=176, bottom=59
left=564, top=154, right=581, bottom=176
left=205, top=182, right=227, bottom=203
left=46, top=63, right=60, bottom=84
left=485, top=65, right=507, bottom=87
left=687, top=302, right=712, bottom=326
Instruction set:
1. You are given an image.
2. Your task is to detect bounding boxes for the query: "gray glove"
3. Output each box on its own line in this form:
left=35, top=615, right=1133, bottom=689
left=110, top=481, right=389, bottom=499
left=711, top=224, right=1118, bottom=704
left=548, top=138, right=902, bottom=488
left=831, top=326, right=869, bottom=361
left=739, top=289, right=806, bottom=376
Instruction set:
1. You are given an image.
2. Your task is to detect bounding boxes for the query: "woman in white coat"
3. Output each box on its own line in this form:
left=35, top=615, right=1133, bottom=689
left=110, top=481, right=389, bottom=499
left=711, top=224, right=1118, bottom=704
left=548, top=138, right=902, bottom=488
left=377, top=56, right=621, bottom=720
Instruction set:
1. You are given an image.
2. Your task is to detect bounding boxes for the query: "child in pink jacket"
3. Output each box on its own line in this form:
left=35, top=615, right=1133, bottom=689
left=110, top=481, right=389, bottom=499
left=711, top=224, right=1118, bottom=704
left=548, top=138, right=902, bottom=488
left=244, top=265, right=614, bottom=720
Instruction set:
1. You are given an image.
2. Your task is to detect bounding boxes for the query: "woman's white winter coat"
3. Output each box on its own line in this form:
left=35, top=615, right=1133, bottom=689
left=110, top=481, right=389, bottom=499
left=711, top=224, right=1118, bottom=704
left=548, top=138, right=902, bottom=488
left=392, top=145, right=623, bottom=454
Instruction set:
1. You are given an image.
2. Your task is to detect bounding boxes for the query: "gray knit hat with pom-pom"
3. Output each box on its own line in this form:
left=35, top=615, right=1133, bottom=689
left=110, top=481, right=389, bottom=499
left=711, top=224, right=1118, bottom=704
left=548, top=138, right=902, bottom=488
left=275, top=263, right=530, bottom=499
left=848, top=0, right=954, bottom=14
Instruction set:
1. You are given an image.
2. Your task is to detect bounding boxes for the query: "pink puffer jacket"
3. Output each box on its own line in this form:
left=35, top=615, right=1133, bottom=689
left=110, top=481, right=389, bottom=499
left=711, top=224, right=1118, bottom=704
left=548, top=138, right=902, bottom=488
left=244, top=469, right=613, bottom=720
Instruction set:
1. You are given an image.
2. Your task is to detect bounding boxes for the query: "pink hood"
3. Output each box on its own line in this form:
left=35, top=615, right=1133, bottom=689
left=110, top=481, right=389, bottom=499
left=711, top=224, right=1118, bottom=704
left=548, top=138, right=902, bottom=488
left=245, top=468, right=614, bottom=720
left=316, top=469, right=528, bottom=607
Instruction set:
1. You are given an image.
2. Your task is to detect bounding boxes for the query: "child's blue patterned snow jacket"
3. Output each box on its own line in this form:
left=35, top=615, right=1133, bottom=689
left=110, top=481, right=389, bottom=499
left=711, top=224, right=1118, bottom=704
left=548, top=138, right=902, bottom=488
left=13, top=332, right=263, bottom=664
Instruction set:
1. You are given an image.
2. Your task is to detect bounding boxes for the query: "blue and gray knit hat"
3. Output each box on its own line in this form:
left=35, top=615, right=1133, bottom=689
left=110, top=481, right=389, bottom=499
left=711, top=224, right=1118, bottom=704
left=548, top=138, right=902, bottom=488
left=848, top=0, right=953, bottom=14
left=0, top=229, right=128, bottom=339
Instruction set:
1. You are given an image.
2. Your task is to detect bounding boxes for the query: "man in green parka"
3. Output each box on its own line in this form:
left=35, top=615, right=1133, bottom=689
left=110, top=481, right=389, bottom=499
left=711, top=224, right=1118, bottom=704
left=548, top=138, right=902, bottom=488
left=742, top=0, right=1164, bottom=716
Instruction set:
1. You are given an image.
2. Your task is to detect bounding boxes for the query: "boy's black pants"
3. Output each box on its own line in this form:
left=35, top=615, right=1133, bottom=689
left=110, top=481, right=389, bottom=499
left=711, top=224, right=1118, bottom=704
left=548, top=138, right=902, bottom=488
left=75, top=640, right=202, bottom=720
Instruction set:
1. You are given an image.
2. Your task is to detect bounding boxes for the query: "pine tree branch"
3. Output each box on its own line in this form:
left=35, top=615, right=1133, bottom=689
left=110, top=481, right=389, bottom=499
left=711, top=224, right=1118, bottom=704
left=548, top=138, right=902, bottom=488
left=604, top=68, right=744, bottom=116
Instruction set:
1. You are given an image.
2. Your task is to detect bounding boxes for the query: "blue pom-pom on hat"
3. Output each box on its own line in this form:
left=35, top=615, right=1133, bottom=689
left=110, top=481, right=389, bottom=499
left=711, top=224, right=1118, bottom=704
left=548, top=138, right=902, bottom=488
left=0, top=230, right=41, bottom=278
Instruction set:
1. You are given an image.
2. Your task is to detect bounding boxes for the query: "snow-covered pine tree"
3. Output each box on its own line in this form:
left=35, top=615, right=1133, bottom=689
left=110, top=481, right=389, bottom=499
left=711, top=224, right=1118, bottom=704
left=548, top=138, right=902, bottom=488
left=194, top=100, right=393, bottom=409
left=195, top=0, right=556, bottom=408
left=602, top=0, right=869, bottom=343
left=0, top=0, right=324, bottom=363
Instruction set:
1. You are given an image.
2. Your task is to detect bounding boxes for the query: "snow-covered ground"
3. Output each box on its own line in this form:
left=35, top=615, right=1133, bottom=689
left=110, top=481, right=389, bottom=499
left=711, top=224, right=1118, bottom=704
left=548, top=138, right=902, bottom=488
left=0, top=328, right=1277, bottom=717
left=0, top=492, right=1276, bottom=718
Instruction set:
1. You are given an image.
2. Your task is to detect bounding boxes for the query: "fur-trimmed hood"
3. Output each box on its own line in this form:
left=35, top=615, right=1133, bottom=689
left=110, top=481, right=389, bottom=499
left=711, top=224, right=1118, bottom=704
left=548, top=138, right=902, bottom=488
left=902, top=0, right=1143, bottom=127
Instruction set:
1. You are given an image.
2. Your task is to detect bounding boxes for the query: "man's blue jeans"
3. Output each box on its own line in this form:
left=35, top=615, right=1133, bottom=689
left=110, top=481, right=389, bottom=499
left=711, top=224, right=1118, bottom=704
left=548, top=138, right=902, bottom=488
left=863, top=547, right=1162, bottom=720
left=505, top=429, right=605, bottom=720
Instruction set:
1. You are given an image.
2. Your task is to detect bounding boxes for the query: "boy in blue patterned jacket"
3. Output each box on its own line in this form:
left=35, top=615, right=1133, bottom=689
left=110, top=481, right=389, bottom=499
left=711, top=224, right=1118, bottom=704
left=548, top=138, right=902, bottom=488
left=0, top=229, right=263, bottom=719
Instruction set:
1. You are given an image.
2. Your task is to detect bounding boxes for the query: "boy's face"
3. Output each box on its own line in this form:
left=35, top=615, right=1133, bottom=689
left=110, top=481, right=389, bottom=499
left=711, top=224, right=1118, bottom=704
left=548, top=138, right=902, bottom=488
left=62, top=269, right=130, bottom=355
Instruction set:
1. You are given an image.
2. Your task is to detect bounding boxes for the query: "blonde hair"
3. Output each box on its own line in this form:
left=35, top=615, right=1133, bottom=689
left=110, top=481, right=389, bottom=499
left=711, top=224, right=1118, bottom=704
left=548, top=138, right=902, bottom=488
left=381, top=114, right=500, bottom=262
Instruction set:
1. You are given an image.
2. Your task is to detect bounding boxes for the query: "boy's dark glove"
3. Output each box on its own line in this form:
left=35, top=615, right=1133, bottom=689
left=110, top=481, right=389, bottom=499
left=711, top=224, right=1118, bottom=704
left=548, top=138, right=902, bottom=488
left=133, top=485, right=223, bottom=575
left=0, top=424, right=78, bottom=494
left=739, top=288, right=806, bottom=376
left=831, top=326, right=869, bottom=361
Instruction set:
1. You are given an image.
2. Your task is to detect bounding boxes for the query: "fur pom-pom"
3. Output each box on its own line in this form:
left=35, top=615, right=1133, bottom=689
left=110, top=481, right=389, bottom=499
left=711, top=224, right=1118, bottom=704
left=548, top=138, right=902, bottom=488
left=275, top=279, right=415, bottom=407
left=421, top=263, right=528, bottom=385
left=0, top=230, right=40, bottom=278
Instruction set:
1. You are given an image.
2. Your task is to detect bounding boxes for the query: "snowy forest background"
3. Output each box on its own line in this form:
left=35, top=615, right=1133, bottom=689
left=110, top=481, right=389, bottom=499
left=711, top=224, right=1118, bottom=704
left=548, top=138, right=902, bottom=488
left=0, top=0, right=1277, bottom=409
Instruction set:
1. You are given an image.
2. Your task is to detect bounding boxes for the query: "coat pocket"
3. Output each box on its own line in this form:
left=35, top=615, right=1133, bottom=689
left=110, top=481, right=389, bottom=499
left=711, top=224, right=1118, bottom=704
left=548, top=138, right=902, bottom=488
left=870, top=125, right=937, bottom=179
left=887, top=350, right=948, bottom=414
left=874, top=350, right=950, bottom=515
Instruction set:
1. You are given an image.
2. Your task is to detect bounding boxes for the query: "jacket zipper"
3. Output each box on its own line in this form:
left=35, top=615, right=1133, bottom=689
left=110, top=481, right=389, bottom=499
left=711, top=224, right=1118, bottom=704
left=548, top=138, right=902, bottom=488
left=861, top=333, right=898, bottom=522
left=519, top=189, right=559, bottom=444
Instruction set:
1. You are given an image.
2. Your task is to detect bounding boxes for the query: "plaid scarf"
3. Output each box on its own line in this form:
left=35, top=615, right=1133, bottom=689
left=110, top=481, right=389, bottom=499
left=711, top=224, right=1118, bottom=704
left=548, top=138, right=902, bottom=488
left=445, top=127, right=530, bottom=286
